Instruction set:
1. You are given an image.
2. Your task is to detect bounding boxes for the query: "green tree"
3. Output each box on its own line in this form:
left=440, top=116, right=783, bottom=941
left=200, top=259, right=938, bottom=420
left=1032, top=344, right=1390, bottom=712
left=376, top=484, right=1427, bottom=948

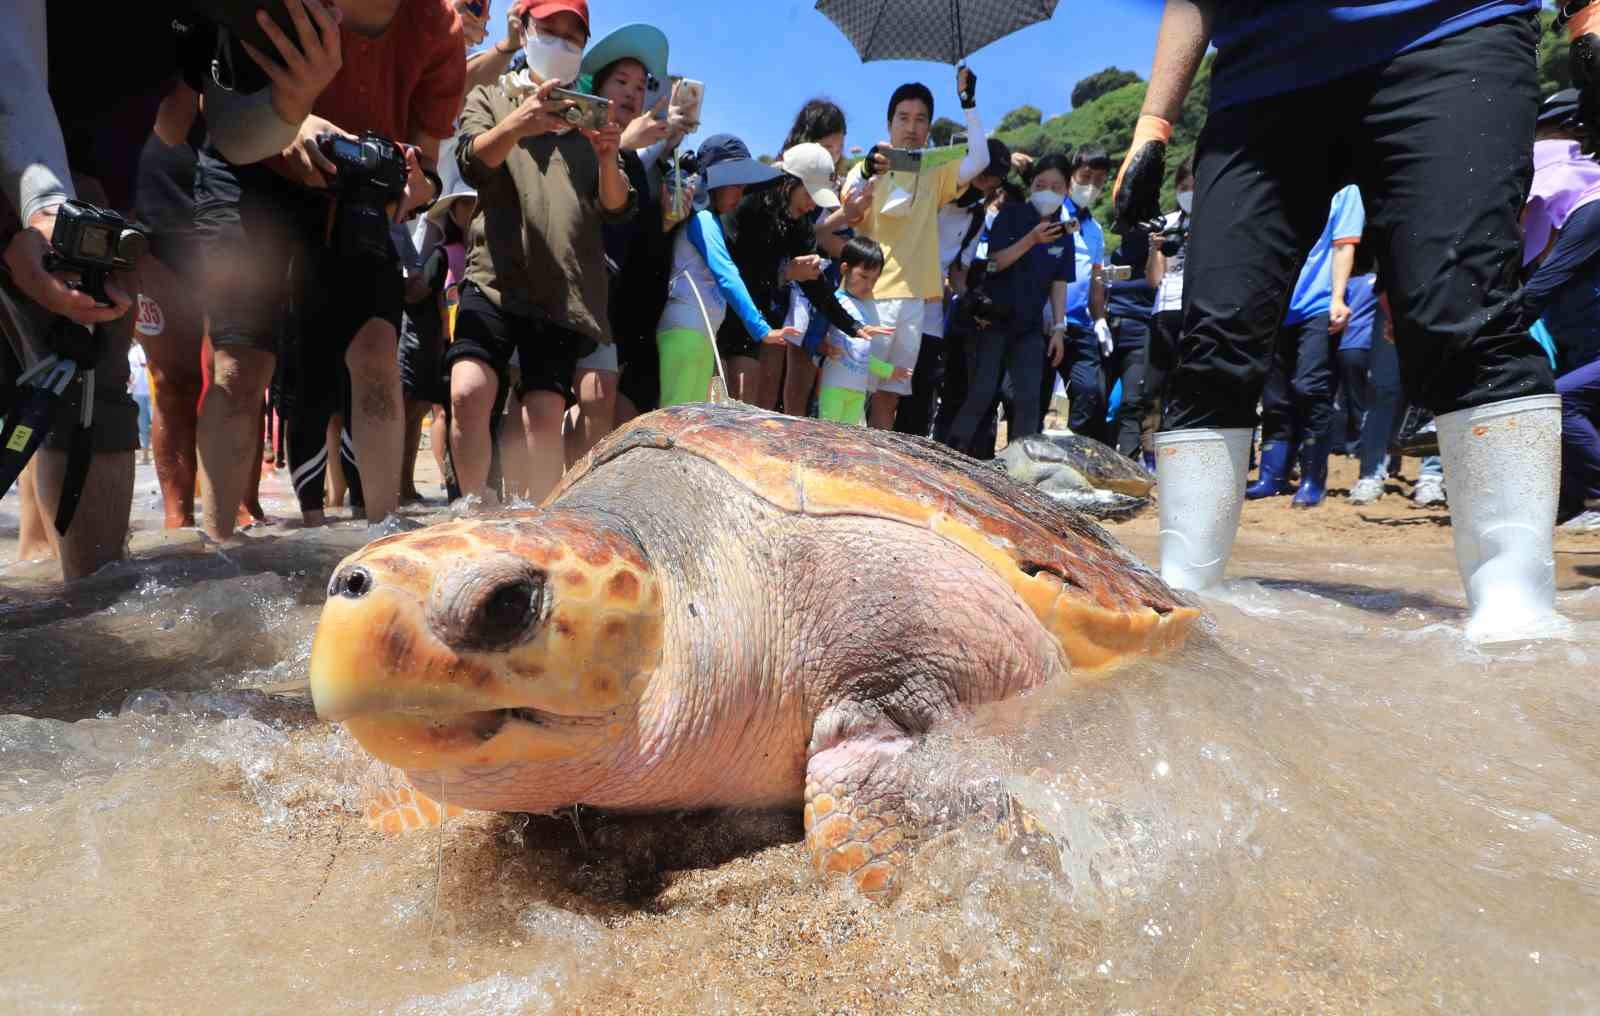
left=930, top=116, right=964, bottom=146
left=1540, top=8, right=1573, bottom=95
left=997, top=105, right=1043, bottom=132
left=1072, top=67, right=1143, bottom=109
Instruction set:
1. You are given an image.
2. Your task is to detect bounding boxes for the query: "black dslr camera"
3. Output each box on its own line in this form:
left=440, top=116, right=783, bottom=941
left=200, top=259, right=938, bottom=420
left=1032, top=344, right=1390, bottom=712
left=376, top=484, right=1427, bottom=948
left=44, top=200, right=149, bottom=311
left=0, top=201, right=150, bottom=533
left=316, top=131, right=409, bottom=261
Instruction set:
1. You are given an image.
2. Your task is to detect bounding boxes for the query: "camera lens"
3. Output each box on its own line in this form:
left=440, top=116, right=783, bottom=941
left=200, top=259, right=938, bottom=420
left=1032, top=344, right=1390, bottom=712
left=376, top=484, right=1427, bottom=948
left=118, top=229, right=148, bottom=264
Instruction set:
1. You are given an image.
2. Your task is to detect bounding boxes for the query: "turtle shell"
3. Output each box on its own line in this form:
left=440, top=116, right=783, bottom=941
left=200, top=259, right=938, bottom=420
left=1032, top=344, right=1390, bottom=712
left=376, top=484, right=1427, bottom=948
left=550, top=405, right=1198, bottom=671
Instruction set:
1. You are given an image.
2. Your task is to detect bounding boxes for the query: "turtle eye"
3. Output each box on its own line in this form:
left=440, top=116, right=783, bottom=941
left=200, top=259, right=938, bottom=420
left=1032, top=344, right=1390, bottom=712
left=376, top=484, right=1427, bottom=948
left=479, top=578, right=536, bottom=643
left=428, top=558, right=547, bottom=652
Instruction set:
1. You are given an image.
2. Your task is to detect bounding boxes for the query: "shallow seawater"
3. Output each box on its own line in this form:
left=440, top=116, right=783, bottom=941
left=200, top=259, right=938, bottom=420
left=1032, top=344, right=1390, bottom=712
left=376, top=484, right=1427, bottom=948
left=2, top=467, right=1599, bottom=1014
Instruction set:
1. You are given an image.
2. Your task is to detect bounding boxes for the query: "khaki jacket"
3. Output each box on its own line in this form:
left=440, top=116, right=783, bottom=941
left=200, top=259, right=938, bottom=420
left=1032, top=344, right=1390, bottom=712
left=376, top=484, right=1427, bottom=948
left=456, top=82, right=636, bottom=343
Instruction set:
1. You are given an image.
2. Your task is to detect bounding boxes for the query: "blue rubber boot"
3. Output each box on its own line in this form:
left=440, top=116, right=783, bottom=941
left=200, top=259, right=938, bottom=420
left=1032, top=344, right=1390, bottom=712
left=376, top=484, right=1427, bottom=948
left=1291, top=435, right=1330, bottom=508
left=1245, top=440, right=1294, bottom=499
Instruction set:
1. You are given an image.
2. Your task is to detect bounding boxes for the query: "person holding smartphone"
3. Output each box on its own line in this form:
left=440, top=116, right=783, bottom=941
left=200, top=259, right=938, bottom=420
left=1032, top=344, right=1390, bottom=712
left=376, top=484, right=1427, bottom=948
left=447, top=0, right=634, bottom=506
left=944, top=153, right=1075, bottom=453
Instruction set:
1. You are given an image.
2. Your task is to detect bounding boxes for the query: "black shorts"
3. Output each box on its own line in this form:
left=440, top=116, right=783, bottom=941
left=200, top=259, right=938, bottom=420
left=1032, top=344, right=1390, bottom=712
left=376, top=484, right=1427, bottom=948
left=193, top=150, right=402, bottom=358
left=446, top=283, right=588, bottom=405
left=715, top=314, right=764, bottom=363
left=398, top=304, right=446, bottom=405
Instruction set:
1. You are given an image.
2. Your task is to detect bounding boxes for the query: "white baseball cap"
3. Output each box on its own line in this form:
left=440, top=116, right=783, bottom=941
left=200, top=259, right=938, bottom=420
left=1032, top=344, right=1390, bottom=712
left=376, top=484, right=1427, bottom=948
left=778, top=142, right=841, bottom=209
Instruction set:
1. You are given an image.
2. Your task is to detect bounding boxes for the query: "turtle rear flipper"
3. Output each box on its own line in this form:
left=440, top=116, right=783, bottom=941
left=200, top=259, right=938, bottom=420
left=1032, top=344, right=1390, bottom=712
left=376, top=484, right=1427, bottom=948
left=804, top=708, right=1062, bottom=900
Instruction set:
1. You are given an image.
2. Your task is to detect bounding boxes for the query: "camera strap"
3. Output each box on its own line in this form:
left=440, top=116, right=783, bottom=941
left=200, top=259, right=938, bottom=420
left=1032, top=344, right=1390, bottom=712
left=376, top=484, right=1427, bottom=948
left=53, top=365, right=95, bottom=536
left=0, top=355, right=77, bottom=506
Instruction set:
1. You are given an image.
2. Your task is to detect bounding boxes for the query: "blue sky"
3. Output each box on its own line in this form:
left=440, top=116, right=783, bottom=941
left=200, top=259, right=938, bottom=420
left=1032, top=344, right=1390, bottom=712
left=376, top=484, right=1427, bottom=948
left=470, top=0, right=1166, bottom=157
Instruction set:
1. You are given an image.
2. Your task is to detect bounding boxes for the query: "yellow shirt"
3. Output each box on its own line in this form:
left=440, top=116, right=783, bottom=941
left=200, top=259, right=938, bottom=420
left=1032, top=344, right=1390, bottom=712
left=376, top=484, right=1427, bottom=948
left=844, top=158, right=965, bottom=301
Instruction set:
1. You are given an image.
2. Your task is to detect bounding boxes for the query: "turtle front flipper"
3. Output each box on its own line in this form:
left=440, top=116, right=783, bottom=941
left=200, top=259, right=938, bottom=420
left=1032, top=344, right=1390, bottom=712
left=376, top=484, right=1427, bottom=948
left=804, top=708, right=1063, bottom=900
left=361, top=766, right=466, bottom=833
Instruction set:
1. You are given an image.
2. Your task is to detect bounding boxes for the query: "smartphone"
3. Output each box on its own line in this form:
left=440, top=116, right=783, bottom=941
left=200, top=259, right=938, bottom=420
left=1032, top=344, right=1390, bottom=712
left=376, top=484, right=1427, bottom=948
left=667, top=78, right=705, bottom=126
left=549, top=88, right=613, bottom=130
left=885, top=148, right=923, bottom=173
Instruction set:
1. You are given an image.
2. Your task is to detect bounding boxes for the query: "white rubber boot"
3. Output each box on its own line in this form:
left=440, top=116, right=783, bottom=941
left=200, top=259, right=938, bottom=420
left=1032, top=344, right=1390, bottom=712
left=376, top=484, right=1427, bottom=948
left=1435, top=394, right=1569, bottom=644
left=1154, top=428, right=1253, bottom=592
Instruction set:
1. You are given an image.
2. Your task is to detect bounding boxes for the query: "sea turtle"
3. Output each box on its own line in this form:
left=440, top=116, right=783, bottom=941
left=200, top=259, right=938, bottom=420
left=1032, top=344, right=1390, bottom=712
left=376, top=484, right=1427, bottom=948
left=309, top=404, right=1199, bottom=897
left=994, top=432, right=1155, bottom=521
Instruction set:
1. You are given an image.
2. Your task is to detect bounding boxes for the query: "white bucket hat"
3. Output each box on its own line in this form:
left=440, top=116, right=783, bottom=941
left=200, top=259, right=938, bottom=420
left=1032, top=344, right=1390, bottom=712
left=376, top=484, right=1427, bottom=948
left=777, top=142, right=841, bottom=209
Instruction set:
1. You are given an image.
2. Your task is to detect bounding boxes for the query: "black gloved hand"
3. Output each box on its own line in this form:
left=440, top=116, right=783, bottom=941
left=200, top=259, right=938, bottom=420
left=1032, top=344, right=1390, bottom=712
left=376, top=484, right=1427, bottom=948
left=861, top=143, right=888, bottom=179
left=958, top=65, right=978, bottom=110
left=1112, top=115, right=1173, bottom=235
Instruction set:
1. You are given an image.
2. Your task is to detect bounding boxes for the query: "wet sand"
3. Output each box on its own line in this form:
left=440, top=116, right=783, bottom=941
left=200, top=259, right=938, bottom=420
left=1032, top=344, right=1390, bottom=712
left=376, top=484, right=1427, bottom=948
left=2, top=443, right=1598, bottom=1014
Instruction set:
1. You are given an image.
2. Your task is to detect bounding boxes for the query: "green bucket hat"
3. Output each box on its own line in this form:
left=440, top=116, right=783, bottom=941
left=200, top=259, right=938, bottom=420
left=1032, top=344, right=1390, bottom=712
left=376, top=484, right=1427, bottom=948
left=578, top=23, right=669, bottom=87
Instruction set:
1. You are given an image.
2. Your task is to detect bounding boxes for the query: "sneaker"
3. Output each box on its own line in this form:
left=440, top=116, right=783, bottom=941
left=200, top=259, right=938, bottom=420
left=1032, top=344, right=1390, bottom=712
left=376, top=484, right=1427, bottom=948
left=1558, top=508, right=1600, bottom=532
left=1348, top=475, right=1384, bottom=505
left=1412, top=474, right=1447, bottom=507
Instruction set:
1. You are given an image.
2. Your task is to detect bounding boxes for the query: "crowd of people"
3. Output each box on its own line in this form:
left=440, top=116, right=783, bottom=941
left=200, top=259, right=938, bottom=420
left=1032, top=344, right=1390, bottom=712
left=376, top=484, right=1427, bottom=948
left=2, top=0, right=1598, bottom=646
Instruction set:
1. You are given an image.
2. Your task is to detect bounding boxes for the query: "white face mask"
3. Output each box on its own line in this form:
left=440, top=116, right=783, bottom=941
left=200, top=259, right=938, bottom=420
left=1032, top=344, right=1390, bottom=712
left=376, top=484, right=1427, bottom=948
left=1176, top=190, right=1194, bottom=214
left=524, top=27, right=583, bottom=86
left=1070, top=182, right=1100, bottom=208
left=1029, top=189, right=1065, bottom=218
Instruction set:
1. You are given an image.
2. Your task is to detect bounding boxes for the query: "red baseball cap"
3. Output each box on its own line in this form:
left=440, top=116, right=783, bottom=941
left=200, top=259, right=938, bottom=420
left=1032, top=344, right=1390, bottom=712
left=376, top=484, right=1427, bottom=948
left=514, top=0, right=590, bottom=33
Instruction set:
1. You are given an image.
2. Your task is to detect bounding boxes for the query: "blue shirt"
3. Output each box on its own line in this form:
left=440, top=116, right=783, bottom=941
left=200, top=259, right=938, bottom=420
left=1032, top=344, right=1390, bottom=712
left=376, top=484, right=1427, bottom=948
left=1210, top=1, right=1538, bottom=112
left=1337, top=274, right=1382, bottom=352
left=1285, top=185, right=1365, bottom=327
left=1061, top=198, right=1104, bottom=330
left=983, top=202, right=1076, bottom=327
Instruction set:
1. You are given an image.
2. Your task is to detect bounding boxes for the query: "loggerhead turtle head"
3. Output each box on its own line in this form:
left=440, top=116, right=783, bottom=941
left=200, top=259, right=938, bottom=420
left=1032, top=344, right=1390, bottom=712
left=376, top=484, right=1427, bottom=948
left=308, top=514, right=667, bottom=781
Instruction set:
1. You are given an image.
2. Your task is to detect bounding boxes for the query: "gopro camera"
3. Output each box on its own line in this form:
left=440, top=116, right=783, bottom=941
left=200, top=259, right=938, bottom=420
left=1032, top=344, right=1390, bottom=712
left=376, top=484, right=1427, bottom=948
left=316, top=131, right=409, bottom=260
left=44, top=201, right=149, bottom=306
left=549, top=88, right=613, bottom=130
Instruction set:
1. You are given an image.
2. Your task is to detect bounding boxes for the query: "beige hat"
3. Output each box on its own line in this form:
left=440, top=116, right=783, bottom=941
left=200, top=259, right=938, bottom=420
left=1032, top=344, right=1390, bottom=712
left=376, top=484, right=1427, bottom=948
left=778, top=142, right=841, bottom=209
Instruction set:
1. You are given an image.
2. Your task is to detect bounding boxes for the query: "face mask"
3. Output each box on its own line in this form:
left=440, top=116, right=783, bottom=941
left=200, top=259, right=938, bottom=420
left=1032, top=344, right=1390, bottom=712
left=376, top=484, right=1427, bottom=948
left=1176, top=190, right=1193, bottom=214
left=1070, top=183, right=1100, bottom=208
left=524, top=27, right=583, bottom=86
left=1029, top=190, right=1065, bottom=218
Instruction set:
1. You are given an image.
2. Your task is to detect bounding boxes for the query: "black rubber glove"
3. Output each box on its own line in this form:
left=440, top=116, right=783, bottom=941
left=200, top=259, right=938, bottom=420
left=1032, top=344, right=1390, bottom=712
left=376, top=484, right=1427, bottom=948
left=1112, top=115, right=1172, bottom=235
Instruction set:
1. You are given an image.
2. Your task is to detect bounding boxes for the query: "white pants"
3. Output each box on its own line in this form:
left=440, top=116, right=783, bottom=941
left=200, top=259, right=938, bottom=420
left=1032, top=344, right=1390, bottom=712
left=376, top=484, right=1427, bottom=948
left=869, top=298, right=924, bottom=396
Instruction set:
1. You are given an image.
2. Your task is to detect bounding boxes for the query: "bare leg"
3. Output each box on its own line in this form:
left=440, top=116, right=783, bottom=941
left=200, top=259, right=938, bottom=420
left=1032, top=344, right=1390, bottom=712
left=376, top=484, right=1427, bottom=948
left=401, top=399, right=427, bottom=502
left=568, top=366, right=618, bottom=466
left=345, top=318, right=403, bottom=524
left=728, top=355, right=761, bottom=405
left=520, top=389, right=569, bottom=505
left=447, top=358, right=500, bottom=500
left=757, top=342, right=786, bottom=410
left=783, top=344, right=818, bottom=418
left=196, top=345, right=274, bottom=542
left=614, top=391, right=640, bottom=427
left=868, top=390, right=900, bottom=430
left=429, top=405, right=447, bottom=481
left=499, top=404, right=532, bottom=502
left=240, top=405, right=265, bottom=527
left=31, top=449, right=134, bottom=581
left=15, top=463, right=54, bottom=562
left=133, top=256, right=204, bottom=527
left=325, top=414, right=348, bottom=509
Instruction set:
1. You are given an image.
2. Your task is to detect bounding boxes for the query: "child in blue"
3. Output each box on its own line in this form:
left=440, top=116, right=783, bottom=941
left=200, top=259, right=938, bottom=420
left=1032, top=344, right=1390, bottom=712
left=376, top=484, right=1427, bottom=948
left=817, top=237, right=911, bottom=424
